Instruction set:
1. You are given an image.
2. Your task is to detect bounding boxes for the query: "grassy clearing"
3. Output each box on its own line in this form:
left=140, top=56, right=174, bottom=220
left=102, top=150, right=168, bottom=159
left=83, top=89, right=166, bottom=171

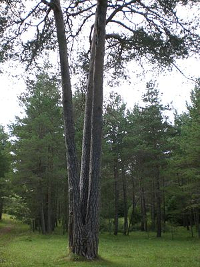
left=0, top=215, right=200, bottom=267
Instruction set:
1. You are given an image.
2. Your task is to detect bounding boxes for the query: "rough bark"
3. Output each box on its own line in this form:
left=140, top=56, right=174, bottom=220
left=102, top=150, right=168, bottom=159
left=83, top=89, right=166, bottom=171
left=79, top=31, right=95, bottom=225
left=52, top=0, right=81, bottom=252
left=84, top=0, right=107, bottom=258
left=53, top=0, right=107, bottom=259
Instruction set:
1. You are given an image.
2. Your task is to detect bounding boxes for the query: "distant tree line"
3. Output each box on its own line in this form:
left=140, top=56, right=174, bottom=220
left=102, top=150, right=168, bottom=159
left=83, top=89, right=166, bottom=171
left=1, top=71, right=200, bottom=239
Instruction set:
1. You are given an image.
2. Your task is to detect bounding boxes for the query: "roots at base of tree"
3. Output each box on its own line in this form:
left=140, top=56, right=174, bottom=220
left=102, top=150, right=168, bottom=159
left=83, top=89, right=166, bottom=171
left=69, top=232, right=99, bottom=260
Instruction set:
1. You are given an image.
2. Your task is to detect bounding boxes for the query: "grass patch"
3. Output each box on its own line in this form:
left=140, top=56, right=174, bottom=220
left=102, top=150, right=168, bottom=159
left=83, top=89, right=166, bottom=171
left=0, top=215, right=200, bottom=267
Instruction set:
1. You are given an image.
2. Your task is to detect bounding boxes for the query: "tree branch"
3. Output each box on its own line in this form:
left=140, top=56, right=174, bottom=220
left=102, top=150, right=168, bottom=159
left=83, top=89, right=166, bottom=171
left=106, top=0, right=138, bottom=23
left=172, top=62, right=196, bottom=82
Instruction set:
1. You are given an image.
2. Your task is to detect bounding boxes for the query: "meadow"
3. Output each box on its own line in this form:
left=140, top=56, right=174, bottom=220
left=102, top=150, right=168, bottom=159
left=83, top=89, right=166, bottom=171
left=0, top=215, right=200, bottom=267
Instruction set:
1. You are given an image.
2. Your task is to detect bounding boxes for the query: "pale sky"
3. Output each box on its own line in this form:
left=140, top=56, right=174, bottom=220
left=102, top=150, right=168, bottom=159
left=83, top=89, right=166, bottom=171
left=1, top=1, right=199, bottom=129
left=0, top=56, right=199, bottom=128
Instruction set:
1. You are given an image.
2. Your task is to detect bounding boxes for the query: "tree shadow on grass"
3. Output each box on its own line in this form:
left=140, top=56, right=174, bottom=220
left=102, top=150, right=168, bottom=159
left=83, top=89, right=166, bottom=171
left=57, top=255, right=125, bottom=267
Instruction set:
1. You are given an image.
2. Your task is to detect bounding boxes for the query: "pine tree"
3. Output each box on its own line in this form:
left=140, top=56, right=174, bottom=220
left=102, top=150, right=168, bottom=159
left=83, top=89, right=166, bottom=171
left=127, top=82, right=172, bottom=236
left=10, top=70, right=66, bottom=233
left=0, top=125, right=10, bottom=220
left=170, top=80, right=200, bottom=237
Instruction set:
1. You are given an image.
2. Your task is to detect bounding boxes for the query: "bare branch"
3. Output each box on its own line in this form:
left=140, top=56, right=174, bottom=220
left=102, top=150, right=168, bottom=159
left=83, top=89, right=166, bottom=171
left=172, top=62, right=196, bottom=82
left=20, top=2, right=41, bottom=24
left=109, top=19, right=136, bottom=34
left=66, top=4, right=96, bottom=17
left=106, top=0, right=138, bottom=23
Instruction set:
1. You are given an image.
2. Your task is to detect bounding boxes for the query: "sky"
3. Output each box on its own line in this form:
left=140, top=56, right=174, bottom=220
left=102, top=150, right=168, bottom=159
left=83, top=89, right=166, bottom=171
left=0, top=56, right=199, bottom=129
left=1, top=1, right=199, bottom=130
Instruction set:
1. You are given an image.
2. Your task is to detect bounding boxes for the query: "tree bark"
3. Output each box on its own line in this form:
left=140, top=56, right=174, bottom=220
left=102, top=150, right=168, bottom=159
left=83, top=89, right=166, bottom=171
left=79, top=26, right=95, bottom=225
left=84, top=0, right=107, bottom=258
left=53, top=0, right=107, bottom=259
left=52, top=0, right=81, bottom=253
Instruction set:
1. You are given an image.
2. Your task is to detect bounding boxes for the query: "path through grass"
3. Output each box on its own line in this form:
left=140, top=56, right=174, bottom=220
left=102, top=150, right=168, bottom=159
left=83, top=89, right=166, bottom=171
left=0, top=215, right=200, bottom=267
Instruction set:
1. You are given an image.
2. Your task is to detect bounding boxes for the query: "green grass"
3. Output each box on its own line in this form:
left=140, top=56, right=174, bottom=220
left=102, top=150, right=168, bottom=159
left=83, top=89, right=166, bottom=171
left=0, top=215, right=200, bottom=267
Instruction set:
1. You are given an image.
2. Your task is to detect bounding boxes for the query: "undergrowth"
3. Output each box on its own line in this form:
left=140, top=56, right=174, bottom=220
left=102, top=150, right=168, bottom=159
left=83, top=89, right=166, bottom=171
left=0, top=214, right=200, bottom=267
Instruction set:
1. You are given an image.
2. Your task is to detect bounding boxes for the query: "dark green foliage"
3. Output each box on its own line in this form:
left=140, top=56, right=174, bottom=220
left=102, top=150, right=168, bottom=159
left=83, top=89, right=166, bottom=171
left=167, top=80, right=200, bottom=234
left=9, top=70, right=67, bottom=232
left=0, top=125, right=10, bottom=220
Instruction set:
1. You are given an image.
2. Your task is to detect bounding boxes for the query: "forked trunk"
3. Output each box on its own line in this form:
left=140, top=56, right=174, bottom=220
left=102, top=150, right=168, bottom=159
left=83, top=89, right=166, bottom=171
left=52, top=0, right=107, bottom=259
left=82, top=0, right=107, bottom=258
left=79, top=30, right=95, bottom=225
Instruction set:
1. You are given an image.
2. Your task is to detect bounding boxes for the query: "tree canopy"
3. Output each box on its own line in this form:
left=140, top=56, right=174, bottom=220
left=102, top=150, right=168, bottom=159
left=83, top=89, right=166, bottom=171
left=1, top=0, right=200, bottom=69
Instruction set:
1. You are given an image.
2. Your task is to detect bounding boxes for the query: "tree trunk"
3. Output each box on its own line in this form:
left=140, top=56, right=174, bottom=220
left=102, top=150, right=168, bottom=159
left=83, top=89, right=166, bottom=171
left=196, top=209, right=200, bottom=238
left=53, top=0, right=107, bottom=259
left=114, top=158, right=119, bottom=235
left=140, top=186, right=147, bottom=232
left=84, top=1, right=107, bottom=258
left=190, top=208, right=194, bottom=238
left=156, top=167, right=162, bottom=238
left=79, top=26, right=95, bottom=226
left=47, top=183, right=52, bottom=234
left=162, top=176, right=166, bottom=232
left=52, top=0, right=81, bottom=253
left=128, top=173, right=135, bottom=234
left=122, top=164, right=128, bottom=235
left=150, top=181, right=156, bottom=231
left=41, top=201, right=46, bottom=235
left=0, top=197, right=3, bottom=220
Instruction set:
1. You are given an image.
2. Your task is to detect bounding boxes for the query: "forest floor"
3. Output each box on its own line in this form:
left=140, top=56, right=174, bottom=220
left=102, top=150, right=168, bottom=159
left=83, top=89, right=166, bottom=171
left=0, top=215, right=200, bottom=267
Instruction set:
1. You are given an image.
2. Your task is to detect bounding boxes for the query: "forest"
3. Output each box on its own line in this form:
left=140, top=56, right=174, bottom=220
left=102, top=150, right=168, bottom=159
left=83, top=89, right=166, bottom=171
left=1, top=72, right=200, bottom=260
left=0, top=0, right=200, bottom=265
